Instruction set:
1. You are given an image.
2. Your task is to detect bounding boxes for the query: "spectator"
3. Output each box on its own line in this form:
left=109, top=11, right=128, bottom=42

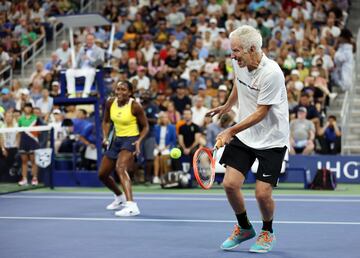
left=170, top=82, right=192, bottom=115
left=147, top=51, right=166, bottom=77
left=55, top=40, right=71, bottom=68
left=166, top=101, right=181, bottom=125
left=65, top=34, right=104, bottom=98
left=178, top=109, right=201, bottom=162
left=317, top=115, right=341, bottom=154
left=16, top=88, right=35, bottom=111
left=49, top=109, right=65, bottom=152
left=141, top=91, right=159, bottom=183
left=0, top=111, right=19, bottom=182
left=130, top=66, right=150, bottom=92
left=35, top=89, right=53, bottom=122
left=0, top=44, right=10, bottom=71
left=153, top=111, right=177, bottom=183
left=0, top=88, right=16, bottom=111
left=206, top=113, right=233, bottom=148
left=290, top=107, right=315, bottom=155
left=191, top=96, right=208, bottom=128
left=45, top=52, right=61, bottom=76
left=332, top=28, right=355, bottom=91
left=30, top=62, right=48, bottom=87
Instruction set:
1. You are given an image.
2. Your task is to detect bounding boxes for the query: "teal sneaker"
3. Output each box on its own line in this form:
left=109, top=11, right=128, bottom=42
left=220, top=224, right=256, bottom=250
left=249, top=230, right=276, bottom=253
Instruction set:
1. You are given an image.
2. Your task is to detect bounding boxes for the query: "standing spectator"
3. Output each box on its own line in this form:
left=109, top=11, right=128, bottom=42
left=290, top=107, right=315, bottom=155
left=0, top=111, right=19, bottom=182
left=332, top=29, right=355, bottom=91
left=65, top=34, right=104, bottom=98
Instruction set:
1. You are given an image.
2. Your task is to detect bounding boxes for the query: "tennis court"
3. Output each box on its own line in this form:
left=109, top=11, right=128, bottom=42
left=0, top=186, right=359, bottom=258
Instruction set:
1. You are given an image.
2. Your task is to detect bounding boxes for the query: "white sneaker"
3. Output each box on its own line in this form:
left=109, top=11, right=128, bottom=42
left=82, top=92, right=89, bottom=98
left=115, top=201, right=140, bottom=217
left=106, top=194, right=126, bottom=210
left=18, top=178, right=28, bottom=186
left=152, top=176, right=161, bottom=184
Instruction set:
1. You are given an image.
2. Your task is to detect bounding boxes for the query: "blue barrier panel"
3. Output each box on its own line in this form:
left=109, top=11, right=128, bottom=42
left=288, top=154, right=360, bottom=183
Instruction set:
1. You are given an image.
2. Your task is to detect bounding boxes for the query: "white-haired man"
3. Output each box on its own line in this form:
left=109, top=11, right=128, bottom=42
left=207, top=25, right=289, bottom=253
left=65, top=34, right=104, bottom=98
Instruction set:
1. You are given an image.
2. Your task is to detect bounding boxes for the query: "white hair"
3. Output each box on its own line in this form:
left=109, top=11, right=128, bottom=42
left=229, top=25, right=262, bottom=53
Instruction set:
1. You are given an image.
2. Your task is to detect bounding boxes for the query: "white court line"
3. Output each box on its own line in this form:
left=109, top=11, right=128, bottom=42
left=0, top=216, right=359, bottom=225
left=1, top=195, right=360, bottom=203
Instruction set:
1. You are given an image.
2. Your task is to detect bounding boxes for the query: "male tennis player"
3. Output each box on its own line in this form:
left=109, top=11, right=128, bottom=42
left=207, top=25, right=289, bottom=253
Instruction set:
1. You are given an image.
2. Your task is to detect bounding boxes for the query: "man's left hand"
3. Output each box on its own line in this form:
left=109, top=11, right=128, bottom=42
left=216, top=127, right=234, bottom=146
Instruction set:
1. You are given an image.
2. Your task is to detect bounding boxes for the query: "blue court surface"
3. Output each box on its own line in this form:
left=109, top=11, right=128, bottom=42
left=0, top=191, right=359, bottom=258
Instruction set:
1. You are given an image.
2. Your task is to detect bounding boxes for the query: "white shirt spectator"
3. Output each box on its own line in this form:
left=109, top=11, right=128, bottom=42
left=36, top=96, right=54, bottom=115
left=166, top=11, right=185, bottom=27
left=321, top=25, right=341, bottom=38
left=0, top=1, right=11, bottom=12
left=207, top=2, right=222, bottom=14
left=30, top=7, right=45, bottom=22
left=191, top=106, right=209, bottom=127
left=130, top=74, right=150, bottom=91
left=0, top=49, right=10, bottom=68
left=56, top=47, right=71, bottom=67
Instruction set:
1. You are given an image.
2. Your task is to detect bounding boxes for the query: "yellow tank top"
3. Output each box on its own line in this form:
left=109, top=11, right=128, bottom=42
left=110, top=98, right=139, bottom=137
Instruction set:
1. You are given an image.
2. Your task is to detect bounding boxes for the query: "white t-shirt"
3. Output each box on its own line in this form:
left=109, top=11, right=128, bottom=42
left=191, top=106, right=209, bottom=127
left=232, top=54, right=289, bottom=150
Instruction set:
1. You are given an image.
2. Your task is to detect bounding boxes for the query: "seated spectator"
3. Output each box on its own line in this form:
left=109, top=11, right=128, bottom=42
left=16, top=88, right=35, bottom=111
left=65, top=34, right=104, bottom=98
left=0, top=88, right=16, bottom=111
left=191, top=96, right=208, bottom=128
left=55, top=40, right=71, bottom=68
left=45, top=52, right=62, bottom=76
left=153, top=112, right=177, bottom=184
left=30, top=62, right=48, bottom=87
left=166, top=101, right=181, bottom=125
left=35, top=89, right=53, bottom=122
left=170, top=82, right=192, bottom=115
left=130, top=66, right=150, bottom=92
left=178, top=109, right=201, bottom=166
left=206, top=113, right=233, bottom=148
left=290, top=107, right=315, bottom=155
left=0, top=44, right=10, bottom=71
left=317, top=115, right=341, bottom=154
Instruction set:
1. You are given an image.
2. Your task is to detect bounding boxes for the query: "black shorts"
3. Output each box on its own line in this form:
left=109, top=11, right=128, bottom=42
left=19, top=133, right=40, bottom=154
left=104, top=136, right=139, bottom=160
left=219, top=137, right=287, bottom=187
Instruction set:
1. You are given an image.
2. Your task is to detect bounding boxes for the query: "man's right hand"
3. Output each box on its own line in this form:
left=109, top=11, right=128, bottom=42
left=206, top=105, right=231, bottom=118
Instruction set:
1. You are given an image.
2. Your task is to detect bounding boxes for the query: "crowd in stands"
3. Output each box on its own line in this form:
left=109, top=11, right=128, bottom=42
left=0, top=0, right=356, bottom=184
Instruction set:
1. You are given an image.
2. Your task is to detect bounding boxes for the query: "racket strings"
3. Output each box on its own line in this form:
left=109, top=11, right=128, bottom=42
left=196, top=150, right=212, bottom=184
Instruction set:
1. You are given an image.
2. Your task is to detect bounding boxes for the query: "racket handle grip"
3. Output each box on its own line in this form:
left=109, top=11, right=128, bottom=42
left=215, top=139, right=223, bottom=149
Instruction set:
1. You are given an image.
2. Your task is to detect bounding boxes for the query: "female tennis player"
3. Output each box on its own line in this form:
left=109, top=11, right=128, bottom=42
left=98, top=80, right=149, bottom=216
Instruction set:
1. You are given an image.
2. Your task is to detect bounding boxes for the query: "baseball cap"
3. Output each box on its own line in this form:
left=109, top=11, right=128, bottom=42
left=318, top=45, right=325, bottom=49
left=296, top=57, right=304, bottom=63
left=198, top=84, right=206, bottom=90
left=176, top=80, right=186, bottom=88
left=52, top=81, right=60, bottom=86
left=298, top=106, right=307, bottom=113
left=291, top=69, right=300, bottom=76
left=1, top=88, right=10, bottom=95
left=218, top=85, right=227, bottom=91
left=52, top=109, right=61, bottom=114
left=210, top=18, right=217, bottom=24
left=20, top=88, right=30, bottom=95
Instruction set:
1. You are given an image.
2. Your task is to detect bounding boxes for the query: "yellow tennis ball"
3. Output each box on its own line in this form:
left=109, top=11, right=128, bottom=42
left=170, top=148, right=182, bottom=159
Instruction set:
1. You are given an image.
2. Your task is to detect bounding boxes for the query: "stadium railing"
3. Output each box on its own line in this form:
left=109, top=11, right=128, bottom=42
left=0, top=65, right=12, bottom=87
left=21, top=35, right=47, bottom=76
left=341, top=28, right=360, bottom=154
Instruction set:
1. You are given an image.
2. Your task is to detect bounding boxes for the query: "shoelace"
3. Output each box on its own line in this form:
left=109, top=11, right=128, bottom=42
left=229, top=225, right=241, bottom=240
left=257, top=231, right=271, bottom=244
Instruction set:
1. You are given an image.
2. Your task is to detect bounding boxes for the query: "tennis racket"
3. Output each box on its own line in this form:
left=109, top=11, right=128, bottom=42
left=193, top=140, right=222, bottom=189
